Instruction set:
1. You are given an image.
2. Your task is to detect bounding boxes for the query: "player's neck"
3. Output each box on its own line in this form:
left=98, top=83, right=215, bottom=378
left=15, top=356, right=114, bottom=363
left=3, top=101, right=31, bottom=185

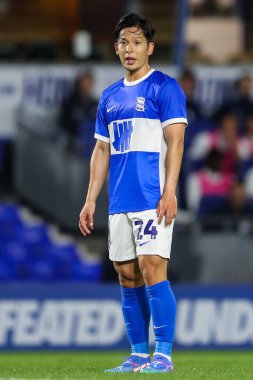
left=125, top=65, right=151, bottom=82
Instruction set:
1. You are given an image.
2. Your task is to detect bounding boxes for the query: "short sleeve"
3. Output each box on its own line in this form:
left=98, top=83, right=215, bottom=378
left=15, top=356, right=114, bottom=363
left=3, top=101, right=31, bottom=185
left=94, top=95, right=110, bottom=143
left=157, top=78, right=188, bottom=129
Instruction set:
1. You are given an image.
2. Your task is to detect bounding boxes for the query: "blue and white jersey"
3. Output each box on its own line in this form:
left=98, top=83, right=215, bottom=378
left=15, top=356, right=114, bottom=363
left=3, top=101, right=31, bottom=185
left=95, top=69, right=187, bottom=214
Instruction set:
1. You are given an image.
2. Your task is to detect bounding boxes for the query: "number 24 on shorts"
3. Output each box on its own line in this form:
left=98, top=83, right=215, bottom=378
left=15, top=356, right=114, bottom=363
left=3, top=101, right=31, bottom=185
left=134, top=219, right=158, bottom=241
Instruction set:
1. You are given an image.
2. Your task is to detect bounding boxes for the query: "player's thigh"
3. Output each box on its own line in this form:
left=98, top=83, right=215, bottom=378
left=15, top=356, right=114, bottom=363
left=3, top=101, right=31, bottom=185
left=129, top=209, right=175, bottom=259
left=109, top=213, right=136, bottom=262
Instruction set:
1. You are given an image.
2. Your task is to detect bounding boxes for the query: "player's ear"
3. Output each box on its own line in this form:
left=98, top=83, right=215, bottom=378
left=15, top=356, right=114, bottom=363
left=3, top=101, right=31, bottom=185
left=148, top=42, right=154, bottom=56
left=114, top=43, right=119, bottom=55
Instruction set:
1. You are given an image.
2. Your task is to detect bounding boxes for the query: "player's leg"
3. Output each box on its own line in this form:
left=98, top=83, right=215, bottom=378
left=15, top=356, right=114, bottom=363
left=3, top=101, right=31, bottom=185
left=114, top=259, right=151, bottom=355
left=104, top=214, right=150, bottom=373
left=131, top=210, right=176, bottom=372
left=139, top=255, right=175, bottom=372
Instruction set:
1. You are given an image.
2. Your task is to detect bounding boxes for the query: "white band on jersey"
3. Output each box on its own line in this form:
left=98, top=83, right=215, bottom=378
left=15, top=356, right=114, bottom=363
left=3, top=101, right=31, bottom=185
left=94, top=133, right=110, bottom=143
left=109, top=118, right=162, bottom=155
left=161, top=117, right=188, bottom=129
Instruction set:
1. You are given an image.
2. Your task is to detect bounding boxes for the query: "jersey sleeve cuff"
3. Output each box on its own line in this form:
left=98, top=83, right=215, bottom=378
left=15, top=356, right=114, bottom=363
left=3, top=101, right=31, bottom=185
left=161, top=117, right=188, bottom=129
left=94, top=133, right=110, bottom=143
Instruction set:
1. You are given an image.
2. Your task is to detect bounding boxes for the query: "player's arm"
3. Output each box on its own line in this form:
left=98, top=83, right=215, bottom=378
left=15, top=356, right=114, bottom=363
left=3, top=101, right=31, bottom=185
left=79, top=140, right=110, bottom=236
left=157, top=123, right=185, bottom=225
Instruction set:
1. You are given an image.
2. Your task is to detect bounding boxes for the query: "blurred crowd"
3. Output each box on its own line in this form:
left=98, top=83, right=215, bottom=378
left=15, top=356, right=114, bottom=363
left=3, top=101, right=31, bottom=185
left=180, top=70, right=253, bottom=223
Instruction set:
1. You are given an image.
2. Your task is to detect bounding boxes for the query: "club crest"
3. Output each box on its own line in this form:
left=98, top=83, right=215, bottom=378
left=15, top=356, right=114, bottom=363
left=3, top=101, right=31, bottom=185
left=135, top=97, right=145, bottom=112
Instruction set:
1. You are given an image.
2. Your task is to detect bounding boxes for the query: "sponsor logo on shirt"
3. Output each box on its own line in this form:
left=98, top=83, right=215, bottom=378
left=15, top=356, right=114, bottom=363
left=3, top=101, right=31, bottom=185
left=135, top=97, right=145, bottom=112
left=112, top=120, right=133, bottom=153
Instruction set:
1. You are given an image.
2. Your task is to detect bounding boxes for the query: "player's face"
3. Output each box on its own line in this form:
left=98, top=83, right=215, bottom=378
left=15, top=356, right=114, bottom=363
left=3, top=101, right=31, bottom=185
left=115, top=27, right=154, bottom=78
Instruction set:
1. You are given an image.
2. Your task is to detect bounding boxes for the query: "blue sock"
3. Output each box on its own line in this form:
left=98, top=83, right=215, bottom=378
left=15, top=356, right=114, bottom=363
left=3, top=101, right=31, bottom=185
left=121, top=285, right=150, bottom=354
left=146, top=280, right=176, bottom=357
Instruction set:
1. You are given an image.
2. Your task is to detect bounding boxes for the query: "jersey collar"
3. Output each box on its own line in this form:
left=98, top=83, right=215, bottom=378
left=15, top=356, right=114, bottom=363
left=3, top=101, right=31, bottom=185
left=124, top=69, right=155, bottom=86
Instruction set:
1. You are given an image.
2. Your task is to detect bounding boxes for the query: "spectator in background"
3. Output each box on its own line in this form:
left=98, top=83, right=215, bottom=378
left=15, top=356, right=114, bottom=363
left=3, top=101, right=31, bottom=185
left=245, top=167, right=253, bottom=210
left=189, top=112, right=239, bottom=174
left=0, top=139, right=13, bottom=196
left=179, top=69, right=201, bottom=127
left=178, top=69, right=203, bottom=208
left=59, top=71, right=98, bottom=158
left=238, top=113, right=253, bottom=175
left=217, top=74, right=253, bottom=133
left=217, top=181, right=253, bottom=232
left=186, top=149, right=234, bottom=215
left=225, top=181, right=250, bottom=216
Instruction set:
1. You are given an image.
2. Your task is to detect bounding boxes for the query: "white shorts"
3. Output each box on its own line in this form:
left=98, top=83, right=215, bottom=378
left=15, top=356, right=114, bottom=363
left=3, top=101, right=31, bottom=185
left=108, top=209, right=174, bottom=262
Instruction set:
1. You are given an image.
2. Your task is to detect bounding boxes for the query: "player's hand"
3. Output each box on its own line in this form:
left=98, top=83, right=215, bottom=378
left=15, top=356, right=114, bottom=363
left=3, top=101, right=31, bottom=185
left=79, top=200, right=96, bottom=236
left=157, top=192, right=177, bottom=225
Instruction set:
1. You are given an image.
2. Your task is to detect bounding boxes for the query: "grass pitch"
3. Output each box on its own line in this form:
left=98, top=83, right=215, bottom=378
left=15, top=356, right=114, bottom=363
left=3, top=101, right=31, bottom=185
left=0, top=351, right=252, bottom=380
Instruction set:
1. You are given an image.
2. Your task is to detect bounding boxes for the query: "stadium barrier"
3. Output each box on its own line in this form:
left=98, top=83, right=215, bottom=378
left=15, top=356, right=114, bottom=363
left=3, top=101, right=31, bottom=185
left=14, top=125, right=108, bottom=231
left=0, top=283, right=252, bottom=350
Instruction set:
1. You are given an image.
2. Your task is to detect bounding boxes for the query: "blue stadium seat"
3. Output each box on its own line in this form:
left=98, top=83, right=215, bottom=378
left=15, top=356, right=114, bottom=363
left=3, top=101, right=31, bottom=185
left=0, top=203, right=21, bottom=220
left=49, top=243, right=79, bottom=280
left=28, top=260, right=55, bottom=281
left=0, top=204, right=23, bottom=241
left=73, top=261, right=102, bottom=282
left=24, top=223, right=51, bottom=261
left=0, top=261, right=16, bottom=281
left=0, top=203, right=102, bottom=283
left=0, top=241, right=29, bottom=281
left=50, top=242, right=79, bottom=262
left=1, top=241, right=27, bottom=262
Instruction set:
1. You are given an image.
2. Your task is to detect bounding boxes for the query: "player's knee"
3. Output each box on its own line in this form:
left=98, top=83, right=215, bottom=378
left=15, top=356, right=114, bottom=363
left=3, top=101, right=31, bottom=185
left=113, top=260, right=142, bottom=285
left=139, top=255, right=159, bottom=272
left=141, top=266, right=159, bottom=284
left=118, top=271, right=143, bottom=287
left=115, top=267, right=143, bottom=287
left=118, top=276, right=142, bottom=287
left=139, top=256, right=167, bottom=284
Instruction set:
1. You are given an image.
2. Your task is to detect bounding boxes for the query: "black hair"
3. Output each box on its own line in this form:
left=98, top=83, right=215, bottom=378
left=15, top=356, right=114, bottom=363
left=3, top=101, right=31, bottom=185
left=205, top=148, right=223, bottom=172
left=114, top=13, right=155, bottom=43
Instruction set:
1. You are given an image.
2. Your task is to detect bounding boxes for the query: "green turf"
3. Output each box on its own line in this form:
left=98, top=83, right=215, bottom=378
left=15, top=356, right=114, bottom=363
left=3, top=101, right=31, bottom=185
left=0, top=351, right=252, bottom=380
